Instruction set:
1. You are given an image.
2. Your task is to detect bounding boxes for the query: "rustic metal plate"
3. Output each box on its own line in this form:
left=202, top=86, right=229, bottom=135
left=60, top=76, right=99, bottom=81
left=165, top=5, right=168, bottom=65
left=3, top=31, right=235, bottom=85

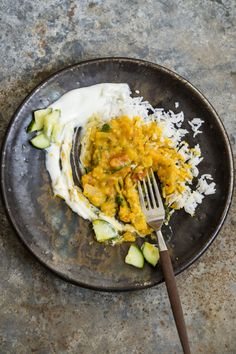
left=1, top=58, right=234, bottom=291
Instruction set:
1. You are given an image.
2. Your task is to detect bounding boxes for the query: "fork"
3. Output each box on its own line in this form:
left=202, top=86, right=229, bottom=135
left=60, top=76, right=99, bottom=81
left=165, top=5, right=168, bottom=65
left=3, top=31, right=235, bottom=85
left=138, top=169, right=191, bottom=354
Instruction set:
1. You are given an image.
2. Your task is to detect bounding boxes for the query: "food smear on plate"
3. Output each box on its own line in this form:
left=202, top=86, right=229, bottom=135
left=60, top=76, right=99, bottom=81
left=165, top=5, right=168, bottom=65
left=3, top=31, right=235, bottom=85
left=27, top=83, right=216, bottom=246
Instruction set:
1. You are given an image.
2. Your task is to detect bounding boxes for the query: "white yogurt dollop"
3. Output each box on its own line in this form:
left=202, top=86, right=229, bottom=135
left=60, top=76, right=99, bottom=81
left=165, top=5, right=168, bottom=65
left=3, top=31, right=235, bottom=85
left=50, top=83, right=131, bottom=127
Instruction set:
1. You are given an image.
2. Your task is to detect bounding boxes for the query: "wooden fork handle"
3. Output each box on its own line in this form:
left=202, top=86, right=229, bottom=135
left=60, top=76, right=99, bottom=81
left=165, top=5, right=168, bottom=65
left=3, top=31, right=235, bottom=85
left=160, top=250, right=191, bottom=354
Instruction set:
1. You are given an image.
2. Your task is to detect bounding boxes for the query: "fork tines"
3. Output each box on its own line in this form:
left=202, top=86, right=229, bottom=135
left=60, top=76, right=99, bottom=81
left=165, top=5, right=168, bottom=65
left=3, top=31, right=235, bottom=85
left=138, top=169, right=165, bottom=220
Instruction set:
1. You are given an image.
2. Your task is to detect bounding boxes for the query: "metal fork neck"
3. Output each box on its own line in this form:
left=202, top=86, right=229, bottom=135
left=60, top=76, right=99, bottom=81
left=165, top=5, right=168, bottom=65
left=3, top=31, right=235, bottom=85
left=156, top=230, right=168, bottom=251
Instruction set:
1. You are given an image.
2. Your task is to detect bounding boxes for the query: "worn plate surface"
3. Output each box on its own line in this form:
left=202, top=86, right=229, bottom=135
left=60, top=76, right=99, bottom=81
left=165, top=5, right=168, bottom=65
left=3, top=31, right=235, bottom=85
left=1, top=58, right=234, bottom=291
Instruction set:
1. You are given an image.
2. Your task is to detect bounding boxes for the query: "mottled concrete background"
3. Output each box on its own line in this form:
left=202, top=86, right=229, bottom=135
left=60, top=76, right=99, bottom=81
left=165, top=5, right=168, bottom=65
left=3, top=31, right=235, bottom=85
left=0, top=0, right=235, bottom=353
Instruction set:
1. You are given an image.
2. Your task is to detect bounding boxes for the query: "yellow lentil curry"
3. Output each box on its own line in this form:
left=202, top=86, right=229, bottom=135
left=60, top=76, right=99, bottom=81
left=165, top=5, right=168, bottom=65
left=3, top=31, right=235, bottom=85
left=81, top=116, right=192, bottom=236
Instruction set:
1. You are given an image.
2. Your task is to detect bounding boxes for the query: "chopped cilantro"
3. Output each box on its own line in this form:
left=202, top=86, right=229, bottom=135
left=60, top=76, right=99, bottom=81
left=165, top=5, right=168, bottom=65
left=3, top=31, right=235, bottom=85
left=101, top=123, right=111, bottom=132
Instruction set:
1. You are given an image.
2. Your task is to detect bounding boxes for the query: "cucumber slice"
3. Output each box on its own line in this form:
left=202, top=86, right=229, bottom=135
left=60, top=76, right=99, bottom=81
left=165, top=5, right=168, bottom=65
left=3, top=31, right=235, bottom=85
left=34, top=108, right=52, bottom=130
left=141, top=242, right=159, bottom=267
left=27, top=119, right=37, bottom=133
left=43, top=110, right=61, bottom=138
left=125, top=244, right=144, bottom=269
left=92, top=219, right=118, bottom=242
left=51, top=123, right=62, bottom=143
left=30, top=133, right=50, bottom=149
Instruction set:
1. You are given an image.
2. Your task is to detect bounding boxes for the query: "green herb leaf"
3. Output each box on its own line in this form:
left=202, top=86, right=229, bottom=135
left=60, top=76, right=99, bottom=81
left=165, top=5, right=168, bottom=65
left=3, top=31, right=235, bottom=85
left=101, top=123, right=111, bottom=132
left=115, top=195, right=123, bottom=206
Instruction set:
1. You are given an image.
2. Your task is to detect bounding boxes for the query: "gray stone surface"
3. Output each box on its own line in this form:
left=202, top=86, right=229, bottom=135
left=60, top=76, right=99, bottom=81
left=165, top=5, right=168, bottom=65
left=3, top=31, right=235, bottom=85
left=0, top=0, right=235, bottom=353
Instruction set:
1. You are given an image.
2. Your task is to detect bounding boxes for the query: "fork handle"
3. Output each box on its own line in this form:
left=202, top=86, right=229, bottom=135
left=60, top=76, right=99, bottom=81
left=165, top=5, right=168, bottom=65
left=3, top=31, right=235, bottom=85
left=160, top=250, right=191, bottom=354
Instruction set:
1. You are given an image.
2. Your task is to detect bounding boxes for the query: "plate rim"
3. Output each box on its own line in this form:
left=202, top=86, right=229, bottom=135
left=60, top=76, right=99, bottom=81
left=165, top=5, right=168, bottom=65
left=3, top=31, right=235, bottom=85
left=1, top=57, right=234, bottom=291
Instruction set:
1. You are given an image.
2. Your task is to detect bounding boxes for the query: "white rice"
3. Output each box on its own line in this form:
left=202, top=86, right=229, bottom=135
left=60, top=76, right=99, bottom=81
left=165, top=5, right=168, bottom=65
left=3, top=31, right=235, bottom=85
left=197, top=174, right=216, bottom=195
left=188, top=118, right=205, bottom=137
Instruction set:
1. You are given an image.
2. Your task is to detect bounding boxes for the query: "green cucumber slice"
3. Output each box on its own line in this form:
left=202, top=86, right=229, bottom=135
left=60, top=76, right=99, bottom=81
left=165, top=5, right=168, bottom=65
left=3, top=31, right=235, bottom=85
left=30, top=133, right=50, bottom=149
left=34, top=108, right=52, bottom=130
left=141, top=242, right=159, bottom=267
left=125, top=244, right=144, bottom=268
left=92, top=219, right=118, bottom=242
left=27, top=119, right=37, bottom=133
left=51, top=123, right=62, bottom=143
left=43, top=110, right=61, bottom=138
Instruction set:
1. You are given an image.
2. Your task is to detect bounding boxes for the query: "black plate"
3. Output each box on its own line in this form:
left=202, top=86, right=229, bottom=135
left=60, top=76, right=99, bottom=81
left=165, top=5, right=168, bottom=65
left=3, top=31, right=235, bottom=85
left=1, top=58, right=234, bottom=291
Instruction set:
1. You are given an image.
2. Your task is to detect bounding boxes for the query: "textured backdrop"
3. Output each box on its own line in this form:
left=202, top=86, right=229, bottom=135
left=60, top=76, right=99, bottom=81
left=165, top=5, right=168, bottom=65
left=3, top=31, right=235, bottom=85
left=0, top=0, right=235, bottom=353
